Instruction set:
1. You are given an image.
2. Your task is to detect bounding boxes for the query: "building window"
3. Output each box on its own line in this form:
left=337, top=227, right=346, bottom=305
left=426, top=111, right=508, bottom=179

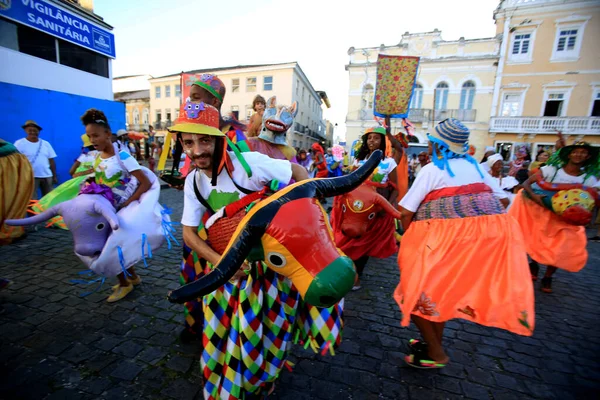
left=509, top=31, right=534, bottom=63
left=133, top=109, right=140, bottom=124
left=58, top=39, right=109, bottom=77
left=543, top=92, right=566, bottom=117
left=302, top=87, right=305, bottom=101
left=232, top=79, right=240, bottom=93
left=1, top=19, right=108, bottom=77
left=175, top=84, right=181, bottom=98
left=512, top=33, right=531, bottom=55
left=155, top=109, right=162, bottom=123
left=500, top=93, right=523, bottom=117
left=264, top=76, right=273, bottom=91
left=591, top=91, right=600, bottom=117
left=245, top=105, right=253, bottom=120
left=460, top=81, right=475, bottom=110
left=296, top=79, right=299, bottom=95
left=410, top=84, right=423, bottom=109
left=551, top=23, right=586, bottom=62
left=246, top=77, right=257, bottom=92
left=166, top=108, right=172, bottom=122
left=435, top=82, right=449, bottom=110
left=175, top=109, right=180, bottom=119
left=231, top=105, right=239, bottom=120
left=142, top=108, right=149, bottom=125
left=165, top=85, right=171, bottom=98
left=16, top=23, right=57, bottom=62
left=362, top=84, right=374, bottom=110
left=125, top=112, right=129, bottom=124
left=155, top=86, right=161, bottom=98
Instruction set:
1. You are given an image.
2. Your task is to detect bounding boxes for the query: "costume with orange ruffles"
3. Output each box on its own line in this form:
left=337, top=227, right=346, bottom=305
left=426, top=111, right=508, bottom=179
left=394, top=119, right=535, bottom=339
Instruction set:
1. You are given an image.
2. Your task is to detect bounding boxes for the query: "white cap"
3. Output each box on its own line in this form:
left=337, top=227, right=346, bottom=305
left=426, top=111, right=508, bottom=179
left=116, top=129, right=128, bottom=137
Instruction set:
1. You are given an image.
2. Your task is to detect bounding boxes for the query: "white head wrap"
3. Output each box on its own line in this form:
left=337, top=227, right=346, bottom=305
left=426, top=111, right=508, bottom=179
left=486, top=153, right=504, bottom=170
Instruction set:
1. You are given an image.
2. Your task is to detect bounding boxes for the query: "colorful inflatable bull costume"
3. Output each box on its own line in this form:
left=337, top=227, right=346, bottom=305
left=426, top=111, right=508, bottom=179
left=5, top=167, right=173, bottom=277
left=245, top=96, right=298, bottom=161
left=168, top=150, right=384, bottom=307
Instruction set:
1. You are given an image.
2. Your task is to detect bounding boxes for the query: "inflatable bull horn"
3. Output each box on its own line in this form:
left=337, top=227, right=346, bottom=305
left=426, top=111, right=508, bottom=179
left=168, top=150, right=384, bottom=307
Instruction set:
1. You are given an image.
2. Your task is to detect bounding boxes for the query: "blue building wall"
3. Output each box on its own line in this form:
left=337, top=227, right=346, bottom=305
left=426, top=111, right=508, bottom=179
left=0, top=82, right=125, bottom=184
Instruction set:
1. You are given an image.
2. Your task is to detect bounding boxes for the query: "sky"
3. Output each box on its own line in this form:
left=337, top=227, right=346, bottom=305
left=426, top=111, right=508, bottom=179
left=96, top=0, right=500, bottom=140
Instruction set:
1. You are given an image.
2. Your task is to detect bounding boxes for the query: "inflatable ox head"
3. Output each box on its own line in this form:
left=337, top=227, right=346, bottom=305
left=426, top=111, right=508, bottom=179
left=168, top=151, right=384, bottom=308
left=5, top=194, right=119, bottom=257
left=337, top=185, right=402, bottom=238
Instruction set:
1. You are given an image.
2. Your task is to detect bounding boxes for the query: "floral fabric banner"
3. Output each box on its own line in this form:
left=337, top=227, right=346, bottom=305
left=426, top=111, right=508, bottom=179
left=374, top=55, right=420, bottom=118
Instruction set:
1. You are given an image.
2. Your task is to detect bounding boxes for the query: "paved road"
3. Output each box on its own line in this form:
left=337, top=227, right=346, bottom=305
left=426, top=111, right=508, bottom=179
left=1, top=188, right=599, bottom=400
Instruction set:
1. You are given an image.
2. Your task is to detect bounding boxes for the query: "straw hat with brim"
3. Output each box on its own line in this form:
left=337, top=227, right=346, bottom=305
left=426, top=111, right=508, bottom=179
left=558, top=142, right=599, bottom=165
left=81, top=133, right=92, bottom=147
left=168, top=101, right=224, bottom=136
left=428, top=118, right=470, bottom=155
left=22, top=120, right=42, bottom=131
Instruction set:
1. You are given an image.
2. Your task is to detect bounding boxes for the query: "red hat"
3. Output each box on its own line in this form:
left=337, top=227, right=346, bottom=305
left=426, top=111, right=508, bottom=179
left=168, top=101, right=222, bottom=136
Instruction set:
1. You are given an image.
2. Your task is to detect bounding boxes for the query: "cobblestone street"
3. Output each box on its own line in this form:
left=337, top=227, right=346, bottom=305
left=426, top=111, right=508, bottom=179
left=1, top=188, right=599, bottom=400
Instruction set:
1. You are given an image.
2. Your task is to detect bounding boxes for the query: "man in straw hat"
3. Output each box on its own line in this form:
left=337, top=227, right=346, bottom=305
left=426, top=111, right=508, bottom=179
left=509, top=138, right=600, bottom=293
left=168, top=99, right=312, bottom=398
left=14, top=120, right=58, bottom=199
left=393, top=118, right=534, bottom=369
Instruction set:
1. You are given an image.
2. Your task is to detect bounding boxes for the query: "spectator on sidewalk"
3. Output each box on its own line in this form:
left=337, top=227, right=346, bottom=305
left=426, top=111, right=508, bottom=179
left=14, top=120, right=58, bottom=199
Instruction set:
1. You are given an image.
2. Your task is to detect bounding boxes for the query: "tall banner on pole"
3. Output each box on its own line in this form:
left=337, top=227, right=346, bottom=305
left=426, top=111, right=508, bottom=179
left=374, top=55, right=420, bottom=118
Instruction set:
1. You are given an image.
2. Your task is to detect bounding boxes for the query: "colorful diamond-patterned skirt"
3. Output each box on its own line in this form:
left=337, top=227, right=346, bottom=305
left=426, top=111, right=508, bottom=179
left=201, top=262, right=343, bottom=399
left=393, top=185, right=535, bottom=336
left=180, top=240, right=206, bottom=335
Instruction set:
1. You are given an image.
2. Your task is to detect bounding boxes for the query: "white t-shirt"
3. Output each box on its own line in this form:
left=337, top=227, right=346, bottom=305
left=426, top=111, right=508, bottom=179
left=14, top=138, right=57, bottom=178
left=353, top=155, right=397, bottom=184
left=540, top=165, right=600, bottom=187
left=182, top=151, right=293, bottom=227
left=400, top=158, right=508, bottom=213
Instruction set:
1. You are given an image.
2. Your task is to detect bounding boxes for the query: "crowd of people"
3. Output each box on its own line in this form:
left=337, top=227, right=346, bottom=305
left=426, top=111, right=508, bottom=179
left=1, top=73, right=599, bottom=399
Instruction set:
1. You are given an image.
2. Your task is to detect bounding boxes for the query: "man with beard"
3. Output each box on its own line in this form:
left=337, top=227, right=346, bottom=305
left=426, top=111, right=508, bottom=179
left=169, top=100, right=308, bottom=398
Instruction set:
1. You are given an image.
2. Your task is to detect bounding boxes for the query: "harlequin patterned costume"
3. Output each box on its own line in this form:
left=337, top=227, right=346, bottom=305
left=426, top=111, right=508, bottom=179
left=394, top=119, right=535, bottom=337
left=169, top=101, right=345, bottom=399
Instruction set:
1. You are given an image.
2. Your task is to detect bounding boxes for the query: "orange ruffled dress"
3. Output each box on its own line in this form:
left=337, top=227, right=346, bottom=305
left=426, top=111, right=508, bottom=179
left=508, top=191, right=587, bottom=272
left=394, top=180, right=535, bottom=336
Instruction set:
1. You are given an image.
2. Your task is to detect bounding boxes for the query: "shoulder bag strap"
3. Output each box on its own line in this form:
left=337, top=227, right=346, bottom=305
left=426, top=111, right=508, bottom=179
left=193, top=170, right=215, bottom=215
left=30, top=140, right=43, bottom=165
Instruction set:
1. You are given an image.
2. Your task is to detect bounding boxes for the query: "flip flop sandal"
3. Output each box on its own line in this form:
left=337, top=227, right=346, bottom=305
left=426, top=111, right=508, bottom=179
left=407, top=338, right=428, bottom=352
left=405, top=348, right=447, bottom=369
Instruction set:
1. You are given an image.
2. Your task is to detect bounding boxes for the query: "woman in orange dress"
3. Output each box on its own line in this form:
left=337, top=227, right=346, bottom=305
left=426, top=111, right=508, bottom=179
left=394, top=118, right=535, bottom=369
left=509, top=140, right=599, bottom=293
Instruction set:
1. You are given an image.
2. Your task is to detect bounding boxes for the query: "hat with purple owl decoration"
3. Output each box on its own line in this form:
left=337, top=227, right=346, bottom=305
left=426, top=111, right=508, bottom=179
left=192, top=74, right=225, bottom=102
left=168, top=100, right=223, bottom=136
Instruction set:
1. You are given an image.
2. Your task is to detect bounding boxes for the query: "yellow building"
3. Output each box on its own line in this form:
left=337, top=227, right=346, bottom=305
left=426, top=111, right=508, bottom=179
left=490, top=0, right=600, bottom=161
left=148, top=62, right=328, bottom=149
left=113, top=75, right=152, bottom=132
left=345, top=30, right=499, bottom=158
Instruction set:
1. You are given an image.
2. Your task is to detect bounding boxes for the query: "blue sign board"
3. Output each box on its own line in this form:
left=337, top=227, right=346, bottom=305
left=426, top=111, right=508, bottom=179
left=0, top=0, right=115, bottom=58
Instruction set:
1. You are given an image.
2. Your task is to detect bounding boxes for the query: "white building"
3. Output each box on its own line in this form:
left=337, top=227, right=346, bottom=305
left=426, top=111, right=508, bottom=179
left=149, top=62, right=329, bottom=149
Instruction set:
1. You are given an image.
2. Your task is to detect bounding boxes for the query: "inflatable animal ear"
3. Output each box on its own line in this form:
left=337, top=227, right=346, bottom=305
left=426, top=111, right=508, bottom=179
left=167, top=150, right=384, bottom=306
left=288, top=101, right=298, bottom=118
left=266, top=96, right=277, bottom=109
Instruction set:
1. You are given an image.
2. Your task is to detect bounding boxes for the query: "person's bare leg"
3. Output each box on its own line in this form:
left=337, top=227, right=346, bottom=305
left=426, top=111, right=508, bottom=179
left=116, top=272, right=129, bottom=287
left=128, top=266, right=139, bottom=280
left=433, top=321, right=446, bottom=344
left=411, top=315, right=449, bottom=363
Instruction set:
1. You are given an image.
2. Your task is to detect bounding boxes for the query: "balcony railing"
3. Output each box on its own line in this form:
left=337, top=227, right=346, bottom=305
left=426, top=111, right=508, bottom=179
left=490, top=117, right=600, bottom=135
left=126, top=123, right=150, bottom=132
left=152, top=121, right=173, bottom=130
left=359, top=108, right=476, bottom=122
